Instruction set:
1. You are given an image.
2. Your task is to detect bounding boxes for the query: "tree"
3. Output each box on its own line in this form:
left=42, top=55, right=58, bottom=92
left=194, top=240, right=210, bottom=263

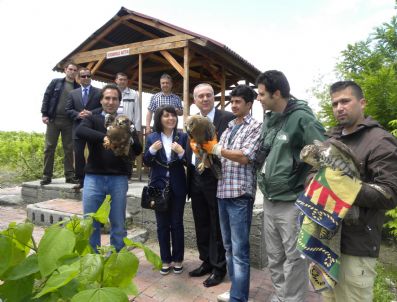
left=337, top=16, right=397, bottom=129
left=315, top=15, right=397, bottom=130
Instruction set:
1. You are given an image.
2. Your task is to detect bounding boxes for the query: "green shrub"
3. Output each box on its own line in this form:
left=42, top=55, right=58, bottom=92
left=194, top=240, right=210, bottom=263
left=0, top=131, right=64, bottom=183
left=384, top=120, right=397, bottom=239
left=0, top=197, right=161, bottom=301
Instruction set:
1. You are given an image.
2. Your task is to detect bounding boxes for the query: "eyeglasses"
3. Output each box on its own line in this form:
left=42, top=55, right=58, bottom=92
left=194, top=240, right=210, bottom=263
left=80, top=74, right=91, bottom=78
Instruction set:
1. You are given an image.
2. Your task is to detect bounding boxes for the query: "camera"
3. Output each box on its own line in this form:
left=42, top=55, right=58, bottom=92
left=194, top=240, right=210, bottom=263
left=254, top=144, right=271, bottom=170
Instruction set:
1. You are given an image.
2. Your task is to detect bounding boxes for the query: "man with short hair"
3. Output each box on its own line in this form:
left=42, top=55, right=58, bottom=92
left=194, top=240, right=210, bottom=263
left=203, top=85, right=262, bottom=302
left=115, top=72, right=141, bottom=134
left=187, top=83, right=234, bottom=287
left=256, top=70, right=325, bottom=302
left=66, top=68, right=102, bottom=189
left=321, top=81, right=397, bottom=302
left=40, top=61, right=80, bottom=185
left=75, top=84, right=142, bottom=252
left=145, top=73, right=183, bottom=135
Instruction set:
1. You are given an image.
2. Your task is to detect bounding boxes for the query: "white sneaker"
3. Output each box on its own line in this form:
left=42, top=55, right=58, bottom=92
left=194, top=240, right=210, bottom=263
left=217, top=291, right=230, bottom=302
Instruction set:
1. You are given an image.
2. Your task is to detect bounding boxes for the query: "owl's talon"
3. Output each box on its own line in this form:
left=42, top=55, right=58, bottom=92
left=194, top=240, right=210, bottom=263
left=197, top=162, right=205, bottom=173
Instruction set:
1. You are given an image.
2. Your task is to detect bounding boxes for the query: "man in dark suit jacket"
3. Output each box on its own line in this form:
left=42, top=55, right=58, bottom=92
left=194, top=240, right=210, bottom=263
left=66, top=68, right=102, bottom=188
left=187, top=83, right=234, bottom=287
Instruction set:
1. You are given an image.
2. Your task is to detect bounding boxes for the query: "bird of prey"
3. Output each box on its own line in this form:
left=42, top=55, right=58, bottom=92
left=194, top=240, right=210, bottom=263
left=300, top=138, right=361, bottom=179
left=103, top=114, right=134, bottom=156
left=185, top=115, right=222, bottom=179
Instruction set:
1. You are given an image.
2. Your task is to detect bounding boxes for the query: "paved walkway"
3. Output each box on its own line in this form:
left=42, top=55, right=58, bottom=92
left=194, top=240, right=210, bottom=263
left=0, top=204, right=322, bottom=302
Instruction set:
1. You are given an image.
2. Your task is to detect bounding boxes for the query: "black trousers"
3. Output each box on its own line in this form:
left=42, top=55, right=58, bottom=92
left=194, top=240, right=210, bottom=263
left=73, top=138, right=87, bottom=185
left=190, top=167, right=226, bottom=275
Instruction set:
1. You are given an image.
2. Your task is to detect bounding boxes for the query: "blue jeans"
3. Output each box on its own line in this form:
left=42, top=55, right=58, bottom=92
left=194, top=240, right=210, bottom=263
left=218, top=195, right=253, bottom=302
left=83, top=174, right=128, bottom=252
left=155, top=189, right=186, bottom=264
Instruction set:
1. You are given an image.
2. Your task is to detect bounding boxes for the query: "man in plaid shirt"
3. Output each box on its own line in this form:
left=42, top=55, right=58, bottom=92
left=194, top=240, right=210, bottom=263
left=203, top=85, right=261, bottom=302
left=145, top=73, right=183, bottom=135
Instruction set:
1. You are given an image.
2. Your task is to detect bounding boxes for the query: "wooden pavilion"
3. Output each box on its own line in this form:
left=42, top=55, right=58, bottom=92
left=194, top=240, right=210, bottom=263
left=54, top=7, right=261, bottom=121
left=54, top=7, right=261, bottom=178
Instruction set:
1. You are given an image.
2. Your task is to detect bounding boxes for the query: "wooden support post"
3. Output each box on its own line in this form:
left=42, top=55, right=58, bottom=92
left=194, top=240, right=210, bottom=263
left=221, top=67, right=226, bottom=110
left=183, top=46, right=190, bottom=122
left=137, top=54, right=144, bottom=181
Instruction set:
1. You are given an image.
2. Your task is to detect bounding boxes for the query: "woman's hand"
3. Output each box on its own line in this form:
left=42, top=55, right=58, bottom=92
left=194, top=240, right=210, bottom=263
left=171, top=142, right=184, bottom=155
left=150, top=140, right=163, bottom=151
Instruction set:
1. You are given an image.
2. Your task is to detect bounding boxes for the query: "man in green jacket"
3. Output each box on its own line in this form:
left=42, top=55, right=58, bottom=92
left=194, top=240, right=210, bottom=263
left=256, top=70, right=325, bottom=302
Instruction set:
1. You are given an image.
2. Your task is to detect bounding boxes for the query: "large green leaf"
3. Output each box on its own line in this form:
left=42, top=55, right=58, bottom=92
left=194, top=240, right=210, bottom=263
left=5, top=253, right=39, bottom=280
left=103, top=249, right=139, bottom=289
left=71, top=287, right=128, bottom=302
left=78, top=253, right=103, bottom=284
left=0, top=275, right=34, bottom=302
left=38, top=226, right=76, bottom=276
left=74, top=218, right=94, bottom=255
left=0, top=234, right=27, bottom=278
left=124, top=238, right=162, bottom=270
left=91, top=195, right=111, bottom=224
left=120, top=281, right=138, bottom=296
left=0, top=235, right=13, bottom=277
left=12, top=222, right=34, bottom=248
left=35, top=261, right=80, bottom=298
left=57, top=279, right=80, bottom=301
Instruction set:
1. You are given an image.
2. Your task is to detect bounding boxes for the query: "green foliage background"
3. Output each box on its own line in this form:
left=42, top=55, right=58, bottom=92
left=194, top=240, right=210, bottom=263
left=0, top=131, right=64, bottom=184
left=314, top=16, right=397, bottom=130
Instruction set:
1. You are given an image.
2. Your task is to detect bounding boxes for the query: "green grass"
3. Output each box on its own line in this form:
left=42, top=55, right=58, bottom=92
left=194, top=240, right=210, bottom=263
left=374, top=262, right=397, bottom=302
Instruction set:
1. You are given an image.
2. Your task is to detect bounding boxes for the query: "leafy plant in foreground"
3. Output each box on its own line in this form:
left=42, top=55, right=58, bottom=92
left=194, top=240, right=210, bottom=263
left=384, top=119, right=397, bottom=240
left=0, top=197, right=161, bottom=302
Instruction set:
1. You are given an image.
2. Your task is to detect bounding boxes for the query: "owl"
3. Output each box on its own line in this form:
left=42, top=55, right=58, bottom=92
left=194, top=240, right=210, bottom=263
left=103, top=114, right=134, bottom=156
left=300, top=138, right=360, bottom=179
left=185, top=115, right=221, bottom=179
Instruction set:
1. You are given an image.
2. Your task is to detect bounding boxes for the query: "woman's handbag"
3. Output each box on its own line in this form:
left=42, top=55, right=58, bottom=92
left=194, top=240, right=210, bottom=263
left=141, top=179, right=170, bottom=212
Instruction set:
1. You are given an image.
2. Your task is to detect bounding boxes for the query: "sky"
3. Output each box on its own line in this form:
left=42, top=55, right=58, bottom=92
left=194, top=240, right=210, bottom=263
left=0, top=0, right=395, bottom=132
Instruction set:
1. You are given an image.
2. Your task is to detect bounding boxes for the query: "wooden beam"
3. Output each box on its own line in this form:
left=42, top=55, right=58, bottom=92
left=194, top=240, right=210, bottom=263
left=204, top=63, right=223, bottom=83
left=122, top=20, right=158, bottom=39
left=183, top=46, right=190, bottom=118
left=86, top=62, right=95, bottom=70
left=160, top=50, right=184, bottom=77
left=137, top=53, right=143, bottom=181
left=72, top=35, right=192, bottom=64
left=91, top=57, right=105, bottom=75
left=188, top=42, right=258, bottom=83
left=131, top=54, right=150, bottom=83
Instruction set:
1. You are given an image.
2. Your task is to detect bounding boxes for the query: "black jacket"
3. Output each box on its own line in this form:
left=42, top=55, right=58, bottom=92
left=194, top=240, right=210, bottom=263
left=41, top=77, right=79, bottom=119
left=186, top=108, right=234, bottom=197
left=75, top=111, right=142, bottom=176
left=327, top=117, right=397, bottom=257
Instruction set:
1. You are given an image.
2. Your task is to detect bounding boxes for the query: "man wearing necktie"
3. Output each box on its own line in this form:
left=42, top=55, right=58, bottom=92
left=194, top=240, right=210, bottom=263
left=186, top=83, right=234, bottom=288
left=66, top=68, right=102, bottom=189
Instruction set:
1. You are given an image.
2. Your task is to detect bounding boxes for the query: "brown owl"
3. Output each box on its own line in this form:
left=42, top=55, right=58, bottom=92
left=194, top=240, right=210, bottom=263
left=103, top=114, right=133, bottom=156
left=185, top=115, right=221, bottom=179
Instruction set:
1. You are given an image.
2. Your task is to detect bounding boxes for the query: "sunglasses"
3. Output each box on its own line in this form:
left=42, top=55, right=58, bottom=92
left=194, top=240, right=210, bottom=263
left=80, top=74, right=91, bottom=78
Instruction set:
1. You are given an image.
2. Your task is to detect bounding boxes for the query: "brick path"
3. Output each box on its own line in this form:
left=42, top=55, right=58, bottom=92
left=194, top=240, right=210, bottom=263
left=0, top=205, right=323, bottom=302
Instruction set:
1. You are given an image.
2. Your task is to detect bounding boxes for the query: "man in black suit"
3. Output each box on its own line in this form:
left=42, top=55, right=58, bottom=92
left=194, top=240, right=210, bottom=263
left=187, top=83, right=234, bottom=287
left=66, top=68, right=102, bottom=189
